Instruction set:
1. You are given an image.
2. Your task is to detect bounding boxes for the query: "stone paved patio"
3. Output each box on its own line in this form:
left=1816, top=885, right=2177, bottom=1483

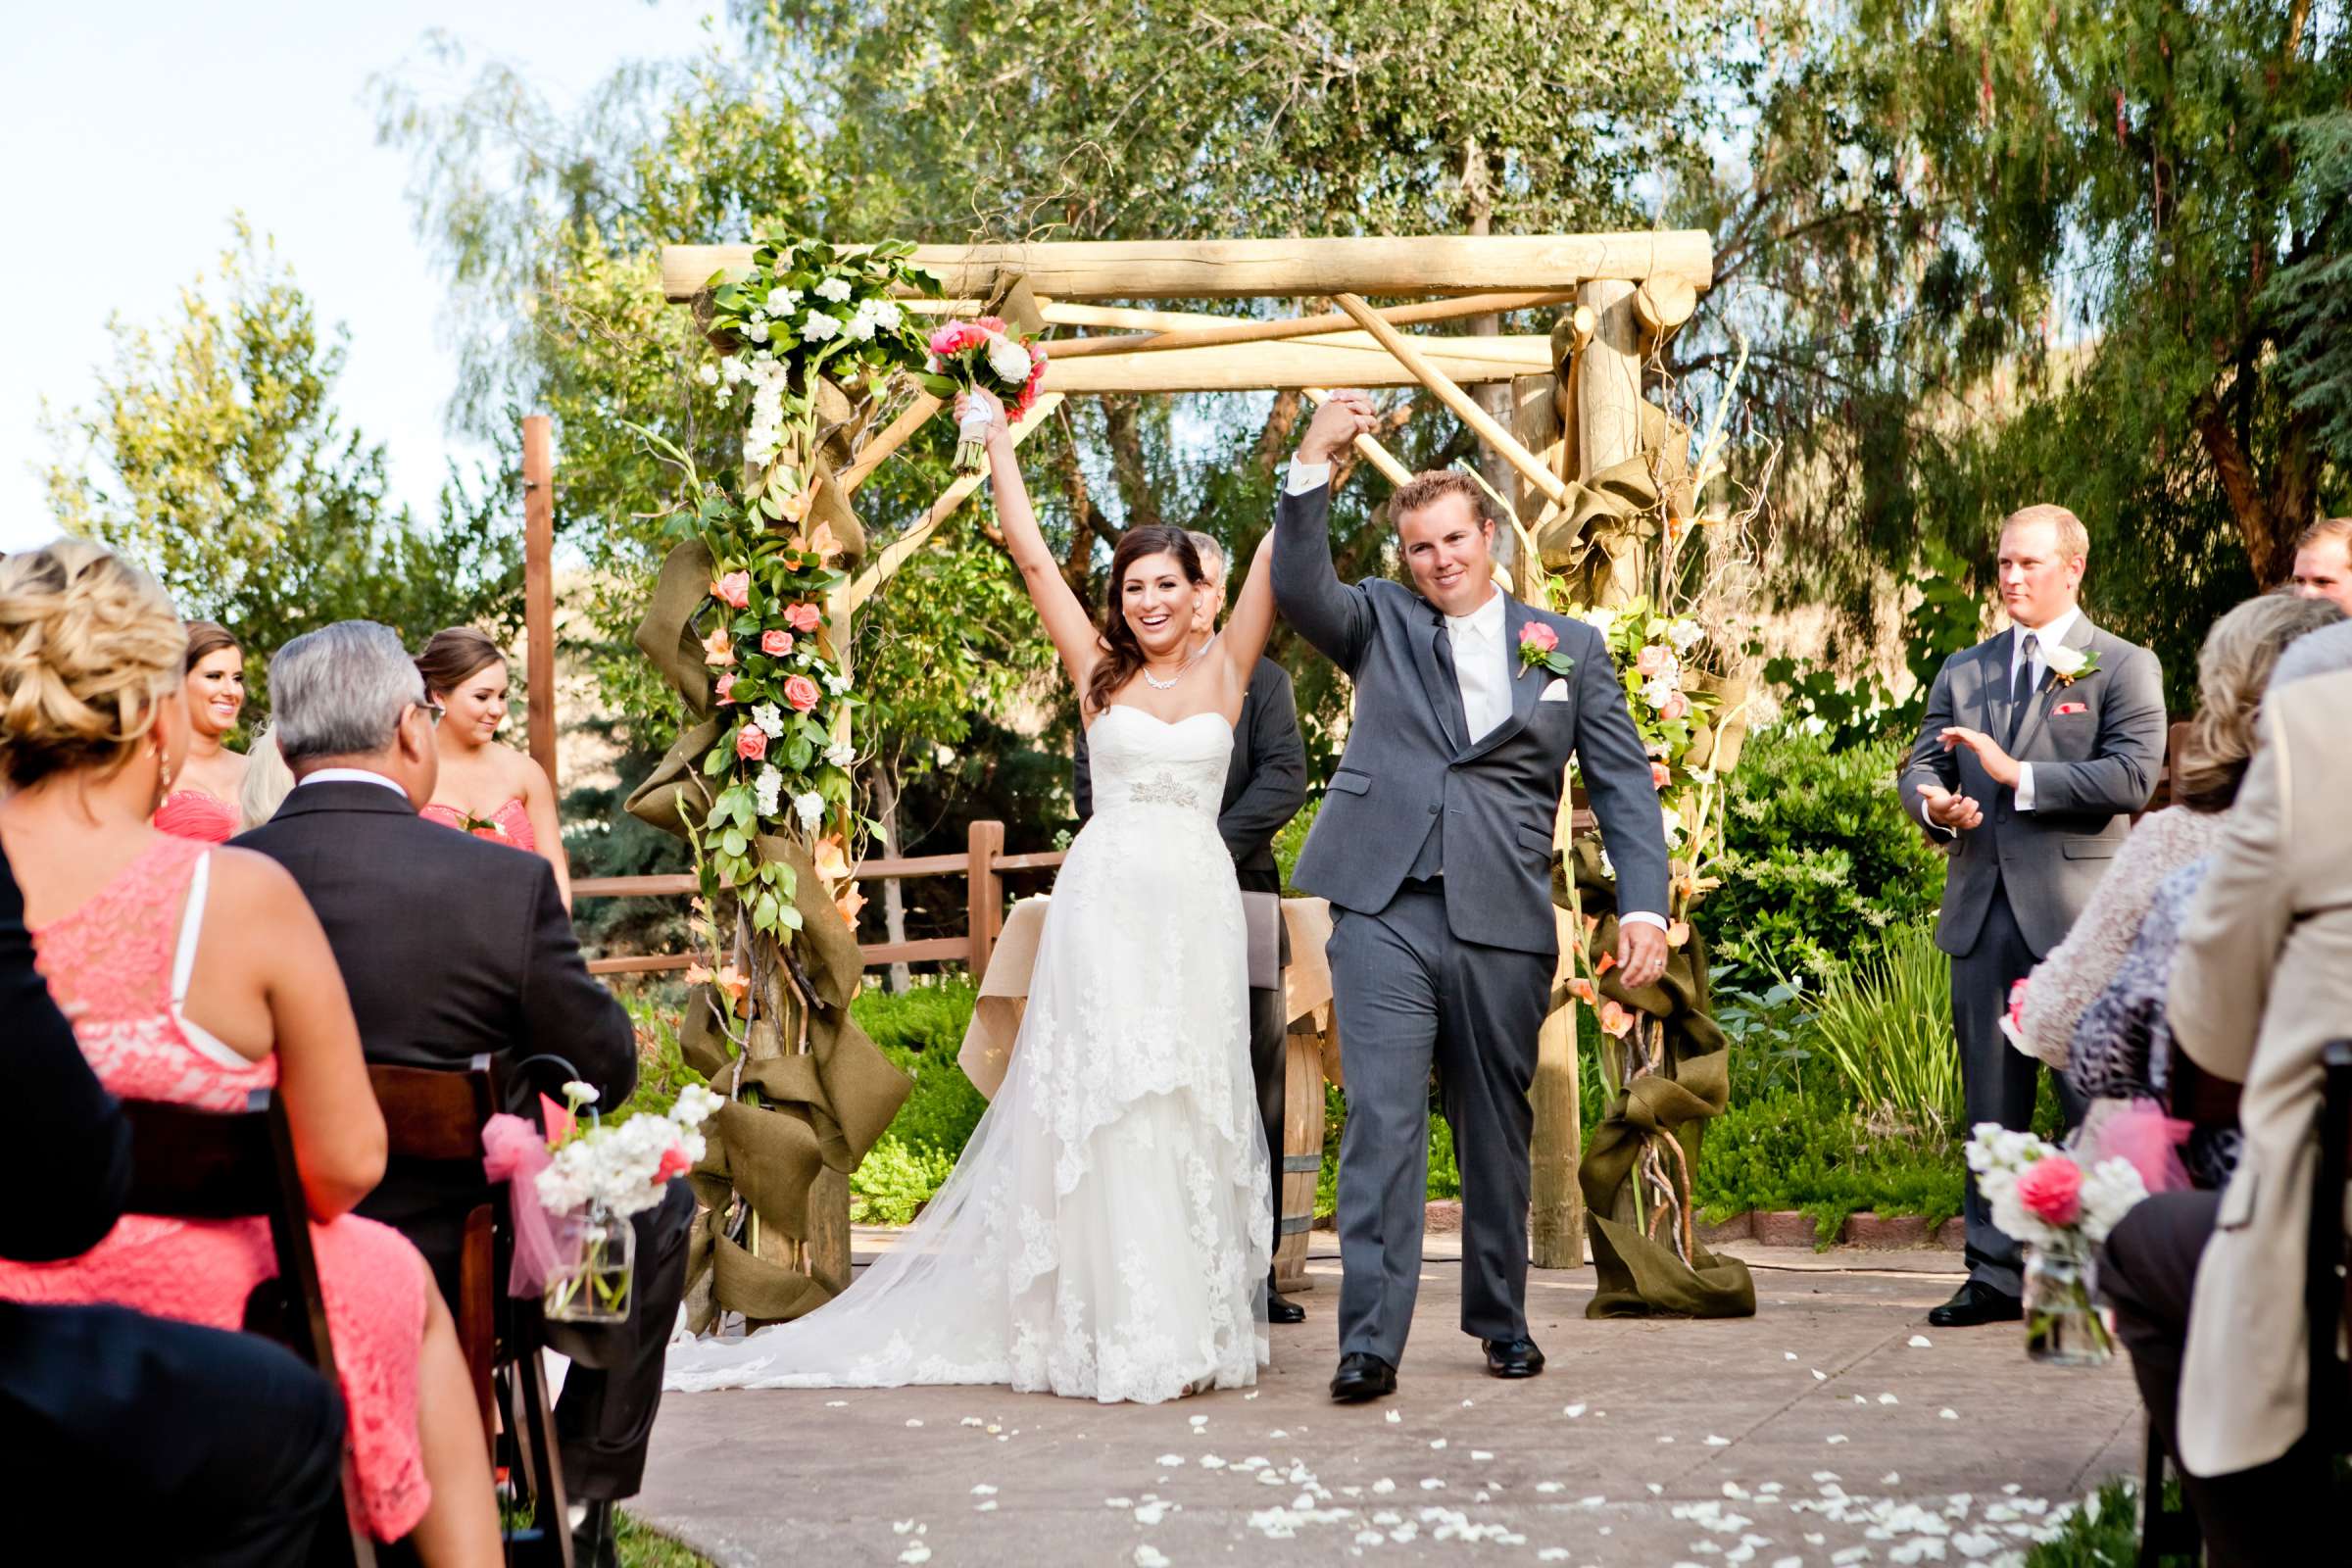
left=633, top=1233, right=2143, bottom=1566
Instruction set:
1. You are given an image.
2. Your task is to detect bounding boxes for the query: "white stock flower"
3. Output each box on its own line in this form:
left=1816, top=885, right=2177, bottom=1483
left=824, top=670, right=853, bottom=697
left=752, top=703, right=786, bottom=739
left=793, top=791, right=825, bottom=831
left=1641, top=673, right=1678, bottom=710
left=814, top=276, right=853, bottom=303
left=745, top=318, right=770, bottom=343
left=670, top=1083, right=723, bottom=1129
left=824, top=739, right=856, bottom=769
left=843, top=311, right=878, bottom=342
left=563, top=1081, right=600, bottom=1105
left=866, top=300, right=903, bottom=332
left=802, top=312, right=842, bottom=342
left=983, top=331, right=1033, bottom=385
left=1667, top=617, right=1704, bottom=656
left=697, top=362, right=720, bottom=386
left=1583, top=607, right=1618, bottom=637
left=767, top=286, right=801, bottom=313
left=719, top=356, right=750, bottom=384
left=755, top=763, right=783, bottom=817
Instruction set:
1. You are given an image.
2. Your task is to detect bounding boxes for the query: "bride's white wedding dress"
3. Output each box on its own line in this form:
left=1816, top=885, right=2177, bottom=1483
left=664, top=706, right=1271, bottom=1403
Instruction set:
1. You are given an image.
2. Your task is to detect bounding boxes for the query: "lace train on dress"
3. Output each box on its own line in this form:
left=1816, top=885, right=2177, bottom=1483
left=663, top=707, right=1271, bottom=1403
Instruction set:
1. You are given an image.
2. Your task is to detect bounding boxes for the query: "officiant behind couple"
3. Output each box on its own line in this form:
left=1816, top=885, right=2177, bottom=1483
left=662, top=390, right=1671, bottom=1408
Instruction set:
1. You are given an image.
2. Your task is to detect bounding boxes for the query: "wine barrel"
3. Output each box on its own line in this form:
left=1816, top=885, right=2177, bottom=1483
left=1275, top=1021, right=1328, bottom=1293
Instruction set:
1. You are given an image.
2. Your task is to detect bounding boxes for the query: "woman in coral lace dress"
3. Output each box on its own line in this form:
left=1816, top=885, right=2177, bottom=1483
left=152, top=620, right=248, bottom=844
left=416, top=628, right=569, bottom=908
left=0, top=541, right=500, bottom=1566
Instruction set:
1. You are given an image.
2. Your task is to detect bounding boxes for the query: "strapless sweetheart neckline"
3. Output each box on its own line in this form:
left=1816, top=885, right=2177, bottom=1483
left=1091, top=706, right=1234, bottom=735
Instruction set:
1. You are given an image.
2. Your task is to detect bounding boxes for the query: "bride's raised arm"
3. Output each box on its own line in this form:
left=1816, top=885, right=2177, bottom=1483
left=969, top=393, right=1102, bottom=695
left=1218, top=530, right=1281, bottom=692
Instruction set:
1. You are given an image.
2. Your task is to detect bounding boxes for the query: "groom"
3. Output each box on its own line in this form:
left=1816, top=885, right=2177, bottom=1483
left=1273, top=393, right=1671, bottom=1402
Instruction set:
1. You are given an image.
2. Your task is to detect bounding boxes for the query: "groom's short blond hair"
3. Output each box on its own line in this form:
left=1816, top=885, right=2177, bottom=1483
left=2001, top=503, right=2090, bottom=563
left=1392, top=470, right=1500, bottom=531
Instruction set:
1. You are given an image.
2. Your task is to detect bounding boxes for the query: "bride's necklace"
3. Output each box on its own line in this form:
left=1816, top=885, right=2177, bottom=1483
left=1140, top=645, right=1204, bottom=691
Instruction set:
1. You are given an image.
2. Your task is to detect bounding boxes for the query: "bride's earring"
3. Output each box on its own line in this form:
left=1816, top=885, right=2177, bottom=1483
left=152, top=735, right=176, bottom=807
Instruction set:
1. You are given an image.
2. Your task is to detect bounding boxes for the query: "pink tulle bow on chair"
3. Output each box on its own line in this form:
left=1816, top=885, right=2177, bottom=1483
left=2083, top=1099, right=2193, bottom=1195
left=482, top=1112, right=563, bottom=1296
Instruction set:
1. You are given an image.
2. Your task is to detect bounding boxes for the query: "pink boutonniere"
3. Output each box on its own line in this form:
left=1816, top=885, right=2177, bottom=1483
left=1517, top=621, right=1577, bottom=679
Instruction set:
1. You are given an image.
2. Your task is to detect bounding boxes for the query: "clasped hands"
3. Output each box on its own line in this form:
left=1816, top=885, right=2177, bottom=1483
left=1919, top=725, right=2022, bottom=833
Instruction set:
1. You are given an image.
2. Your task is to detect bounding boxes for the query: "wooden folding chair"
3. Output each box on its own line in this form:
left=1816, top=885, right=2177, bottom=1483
left=367, top=1056, right=573, bottom=1568
left=2307, top=1041, right=2352, bottom=1446
left=121, top=1089, right=375, bottom=1568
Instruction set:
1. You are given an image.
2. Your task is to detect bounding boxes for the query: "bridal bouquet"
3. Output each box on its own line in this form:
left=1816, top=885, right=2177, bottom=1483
left=525, top=1081, right=722, bottom=1321
left=1966, top=1123, right=2147, bottom=1365
left=917, top=317, right=1047, bottom=471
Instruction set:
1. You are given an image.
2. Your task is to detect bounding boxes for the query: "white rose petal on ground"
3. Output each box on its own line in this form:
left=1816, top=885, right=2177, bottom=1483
left=1471, top=1450, right=1494, bottom=1462
left=906, top=1418, right=925, bottom=1427
left=1909, top=1335, right=1934, bottom=1348
left=1134, top=1547, right=1171, bottom=1568
left=1812, top=1370, right=1828, bottom=1381
left=1199, top=1456, right=1225, bottom=1470
left=1705, top=1435, right=1732, bottom=1446
left=892, top=1521, right=915, bottom=1534
left=970, top=1484, right=997, bottom=1495
left=1155, top=1454, right=1186, bottom=1466
left=975, top=1500, right=998, bottom=1512
left=898, top=1546, right=930, bottom=1565
left=1879, top=1394, right=1900, bottom=1405
left=1563, top=1403, right=1589, bottom=1418
left=1941, top=1408, right=1960, bottom=1420
left=959, top=1417, right=984, bottom=1428
left=1536, top=1482, right=1563, bottom=1494
left=1826, top=1435, right=1849, bottom=1445
left=1430, top=1439, right=1447, bottom=1449
left=1421, top=1479, right=1446, bottom=1491
left=1189, top=1414, right=1209, bottom=1428
left=827, top=1400, right=849, bottom=1407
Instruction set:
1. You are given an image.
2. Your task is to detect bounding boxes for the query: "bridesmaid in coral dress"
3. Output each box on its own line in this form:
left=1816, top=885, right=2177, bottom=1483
left=416, top=628, right=569, bottom=908
left=0, top=542, right=500, bottom=1567
left=152, top=620, right=248, bottom=844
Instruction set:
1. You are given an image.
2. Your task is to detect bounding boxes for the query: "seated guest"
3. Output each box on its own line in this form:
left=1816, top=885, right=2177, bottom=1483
left=0, top=544, right=499, bottom=1563
left=416, top=627, right=571, bottom=908
left=2, top=838, right=348, bottom=1567
left=153, top=619, right=249, bottom=843
left=2033, top=596, right=2342, bottom=1180
left=237, top=621, right=674, bottom=1568
left=2099, top=637, right=2352, bottom=1567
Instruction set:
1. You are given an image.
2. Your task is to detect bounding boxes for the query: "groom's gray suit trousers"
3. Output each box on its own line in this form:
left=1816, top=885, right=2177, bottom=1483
left=1328, top=883, right=1554, bottom=1366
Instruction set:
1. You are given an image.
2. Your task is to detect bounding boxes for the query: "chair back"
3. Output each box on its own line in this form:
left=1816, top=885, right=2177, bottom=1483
left=119, top=1090, right=374, bottom=1568
left=2165, top=1045, right=2243, bottom=1131
left=2310, top=1041, right=2352, bottom=1438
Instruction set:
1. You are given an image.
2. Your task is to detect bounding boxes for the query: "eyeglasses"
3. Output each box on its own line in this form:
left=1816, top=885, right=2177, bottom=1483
left=412, top=701, right=445, bottom=728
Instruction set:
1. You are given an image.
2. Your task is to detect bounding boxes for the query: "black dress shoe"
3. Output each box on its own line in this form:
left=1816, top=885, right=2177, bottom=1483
left=1482, top=1337, right=1546, bottom=1378
left=572, top=1498, right=621, bottom=1568
left=1927, top=1280, right=2025, bottom=1328
left=1267, top=1289, right=1306, bottom=1325
left=1330, top=1351, right=1397, bottom=1402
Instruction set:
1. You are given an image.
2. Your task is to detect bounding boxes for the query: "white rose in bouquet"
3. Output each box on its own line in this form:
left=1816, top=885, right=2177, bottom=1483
left=984, top=330, right=1035, bottom=386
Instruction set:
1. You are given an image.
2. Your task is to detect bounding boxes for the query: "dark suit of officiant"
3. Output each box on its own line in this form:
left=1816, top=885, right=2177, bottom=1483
left=237, top=782, right=686, bottom=1506
left=1075, top=655, right=1309, bottom=1274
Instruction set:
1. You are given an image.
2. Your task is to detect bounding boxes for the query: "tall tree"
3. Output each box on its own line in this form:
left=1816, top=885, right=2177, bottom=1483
left=41, top=220, right=519, bottom=704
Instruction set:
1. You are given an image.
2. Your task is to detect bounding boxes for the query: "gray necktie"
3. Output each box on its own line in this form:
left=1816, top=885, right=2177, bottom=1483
left=2007, top=632, right=2039, bottom=746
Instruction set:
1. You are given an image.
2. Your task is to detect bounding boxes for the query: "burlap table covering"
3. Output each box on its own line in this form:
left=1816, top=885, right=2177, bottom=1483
left=956, top=895, right=1339, bottom=1100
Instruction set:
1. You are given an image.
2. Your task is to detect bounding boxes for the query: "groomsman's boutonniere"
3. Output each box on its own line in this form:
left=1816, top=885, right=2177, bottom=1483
left=2044, top=645, right=2099, bottom=686
left=1517, top=622, right=1577, bottom=680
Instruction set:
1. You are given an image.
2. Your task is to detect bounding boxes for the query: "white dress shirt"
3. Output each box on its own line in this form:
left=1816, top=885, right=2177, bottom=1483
left=2008, top=604, right=2081, bottom=813
left=1287, top=460, right=1665, bottom=932
left=298, top=767, right=409, bottom=798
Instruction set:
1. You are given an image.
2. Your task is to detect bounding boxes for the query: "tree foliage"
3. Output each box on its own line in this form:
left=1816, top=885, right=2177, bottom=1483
left=41, top=220, right=519, bottom=708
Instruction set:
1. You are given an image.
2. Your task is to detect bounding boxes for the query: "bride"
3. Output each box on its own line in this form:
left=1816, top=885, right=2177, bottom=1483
left=664, top=392, right=1273, bottom=1403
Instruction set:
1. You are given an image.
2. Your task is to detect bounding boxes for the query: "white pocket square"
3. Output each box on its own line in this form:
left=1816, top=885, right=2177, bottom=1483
left=1539, top=678, right=1571, bottom=703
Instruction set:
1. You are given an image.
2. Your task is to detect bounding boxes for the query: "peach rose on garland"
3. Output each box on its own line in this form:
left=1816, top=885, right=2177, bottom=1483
left=786, top=603, right=823, bottom=634
left=1649, top=761, right=1671, bottom=789
left=735, top=726, right=768, bottom=761
left=783, top=674, right=821, bottom=712
left=1659, top=691, right=1689, bottom=723
left=710, top=570, right=752, bottom=611
left=1636, top=643, right=1668, bottom=677
left=761, top=629, right=794, bottom=657
left=714, top=672, right=737, bottom=704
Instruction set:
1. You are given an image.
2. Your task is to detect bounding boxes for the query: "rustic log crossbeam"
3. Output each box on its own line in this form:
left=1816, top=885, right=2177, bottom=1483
left=1046, top=289, right=1579, bottom=360
left=847, top=391, right=1065, bottom=613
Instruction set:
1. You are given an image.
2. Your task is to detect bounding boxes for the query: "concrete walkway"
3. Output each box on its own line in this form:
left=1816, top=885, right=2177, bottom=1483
left=634, top=1233, right=2143, bottom=1567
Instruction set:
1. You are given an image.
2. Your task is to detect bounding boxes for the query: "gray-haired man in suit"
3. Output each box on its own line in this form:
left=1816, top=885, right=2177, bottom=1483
left=1272, top=393, right=1671, bottom=1402
left=1898, top=504, right=2166, bottom=1327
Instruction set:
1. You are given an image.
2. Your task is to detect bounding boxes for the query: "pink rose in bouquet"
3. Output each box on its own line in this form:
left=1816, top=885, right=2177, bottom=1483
left=1659, top=691, right=1689, bottom=723
left=783, top=674, right=821, bottom=712
left=2015, top=1156, right=2084, bottom=1227
left=1636, top=644, right=1668, bottom=677
left=1650, top=761, right=1672, bottom=789
left=923, top=317, right=1049, bottom=472
left=786, top=603, right=822, bottom=633
left=761, top=629, right=794, bottom=657
left=735, top=727, right=768, bottom=761
left=710, top=570, right=752, bottom=611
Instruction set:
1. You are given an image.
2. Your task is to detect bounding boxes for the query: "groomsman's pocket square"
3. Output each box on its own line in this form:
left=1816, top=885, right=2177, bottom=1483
left=2053, top=701, right=2089, bottom=717
left=1540, top=678, right=1571, bottom=702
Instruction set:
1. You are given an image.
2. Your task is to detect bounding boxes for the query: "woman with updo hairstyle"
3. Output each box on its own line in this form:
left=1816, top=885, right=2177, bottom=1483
left=0, top=541, right=501, bottom=1561
left=415, top=626, right=569, bottom=907
left=153, top=619, right=248, bottom=842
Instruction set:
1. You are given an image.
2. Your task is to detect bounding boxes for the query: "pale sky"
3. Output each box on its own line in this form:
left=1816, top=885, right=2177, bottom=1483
left=0, top=0, right=704, bottom=552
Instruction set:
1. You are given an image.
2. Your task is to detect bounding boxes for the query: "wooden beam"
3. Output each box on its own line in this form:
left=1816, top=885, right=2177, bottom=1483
left=521, top=414, right=558, bottom=790
left=838, top=392, right=943, bottom=495
left=661, top=231, right=1715, bottom=304
left=1330, top=295, right=1574, bottom=509
left=1048, top=289, right=1579, bottom=360
left=849, top=392, right=1064, bottom=612
left=1044, top=336, right=1549, bottom=395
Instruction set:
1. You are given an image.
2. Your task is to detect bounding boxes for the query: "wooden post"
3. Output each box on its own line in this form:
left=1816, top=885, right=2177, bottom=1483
left=1577, top=279, right=1646, bottom=607
left=1529, top=781, right=1587, bottom=1270
left=520, top=415, right=558, bottom=790
left=966, top=819, right=1005, bottom=980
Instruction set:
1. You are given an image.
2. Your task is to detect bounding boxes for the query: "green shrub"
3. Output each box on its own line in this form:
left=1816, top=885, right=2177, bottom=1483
left=849, top=1136, right=961, bottom=1225
left=1696, top=726, right=1945, bottom=980
left=852, top=978, right=990, bottom=1157
left=1801, top=919, right=1962, bottom=1143
left=2022, top=1481, right=2148, bottom=1567
left=1694, top=1088, right=1965, bottom=1245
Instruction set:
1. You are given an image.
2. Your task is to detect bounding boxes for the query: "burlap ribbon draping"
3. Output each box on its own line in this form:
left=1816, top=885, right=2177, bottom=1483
left=628, top=485, right=911, bottom=1330
left=1560, top=838, right=1756, bottom=1319
left=956, top=895, right=1340, bottom=1101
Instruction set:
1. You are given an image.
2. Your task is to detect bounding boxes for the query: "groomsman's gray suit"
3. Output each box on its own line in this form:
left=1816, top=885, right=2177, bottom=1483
left=1898, top=613, right=2165, bottom=1295
left=1272, top=480, right=1670, bottom=1366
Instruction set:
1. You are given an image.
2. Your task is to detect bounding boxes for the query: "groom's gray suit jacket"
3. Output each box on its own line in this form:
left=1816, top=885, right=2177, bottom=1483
left=1272, top=483, right=1670, bottom=953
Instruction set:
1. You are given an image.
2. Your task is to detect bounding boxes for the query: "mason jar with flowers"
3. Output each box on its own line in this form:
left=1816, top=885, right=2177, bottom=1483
left=535, top=1082, right=722, bottom=1322
left=1966, top=1124, right=2148, bottom=1365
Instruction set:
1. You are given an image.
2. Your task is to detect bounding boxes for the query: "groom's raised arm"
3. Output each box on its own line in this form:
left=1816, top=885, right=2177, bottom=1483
left=1271, top=393, right=1382, bottom=673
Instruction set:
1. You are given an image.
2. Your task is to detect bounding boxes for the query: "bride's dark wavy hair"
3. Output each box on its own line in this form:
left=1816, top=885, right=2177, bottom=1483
left=1084, top=525, right=1207, bottom=717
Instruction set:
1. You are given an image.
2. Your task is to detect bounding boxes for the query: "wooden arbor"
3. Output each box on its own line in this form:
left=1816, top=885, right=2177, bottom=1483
left=660, top=229, right=1713, bottom=1278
